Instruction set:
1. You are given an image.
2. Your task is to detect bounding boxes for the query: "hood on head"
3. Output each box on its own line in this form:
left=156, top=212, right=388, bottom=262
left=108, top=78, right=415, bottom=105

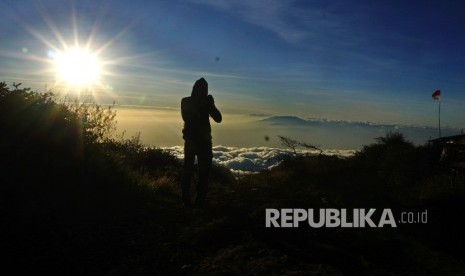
left=191, top=78, right=208, bottom=99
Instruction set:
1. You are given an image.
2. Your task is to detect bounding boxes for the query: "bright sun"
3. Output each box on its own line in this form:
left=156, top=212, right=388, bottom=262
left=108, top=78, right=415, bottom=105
left=53, top=47, right=101, bottom=88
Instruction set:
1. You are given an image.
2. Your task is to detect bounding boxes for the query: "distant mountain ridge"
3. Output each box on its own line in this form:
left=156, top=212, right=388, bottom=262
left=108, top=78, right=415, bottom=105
left=260, top=115, right=309, bottom=126
left=260, top=115, right=459, bottom=131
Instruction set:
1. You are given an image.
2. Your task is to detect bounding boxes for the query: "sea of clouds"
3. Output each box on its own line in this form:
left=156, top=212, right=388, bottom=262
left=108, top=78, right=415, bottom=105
left=163, top=146, right=356, bottom=176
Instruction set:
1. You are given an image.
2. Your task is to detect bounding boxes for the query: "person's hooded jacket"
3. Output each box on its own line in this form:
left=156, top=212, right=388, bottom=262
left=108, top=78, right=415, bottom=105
left=181, top=78, right=222, bottom=142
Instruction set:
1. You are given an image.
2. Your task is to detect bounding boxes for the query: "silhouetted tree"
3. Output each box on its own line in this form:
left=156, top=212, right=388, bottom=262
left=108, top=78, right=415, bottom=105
left=278, top=135, right=299, bottom=155
left=278, top=135, right=323, bottom=157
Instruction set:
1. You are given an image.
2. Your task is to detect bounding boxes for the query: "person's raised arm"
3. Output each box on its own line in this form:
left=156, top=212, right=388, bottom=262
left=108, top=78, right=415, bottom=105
left=207, top=95, right=222, bottom=123
left=181, top=97, right=193, bottom=123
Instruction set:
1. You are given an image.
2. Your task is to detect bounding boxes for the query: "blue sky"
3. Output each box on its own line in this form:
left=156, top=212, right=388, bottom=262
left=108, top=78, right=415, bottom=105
left=1, top=0, right=465, bottom=147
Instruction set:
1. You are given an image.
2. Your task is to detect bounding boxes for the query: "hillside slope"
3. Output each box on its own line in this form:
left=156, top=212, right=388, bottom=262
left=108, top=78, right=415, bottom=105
left=1, top=83, right=465, bottom=275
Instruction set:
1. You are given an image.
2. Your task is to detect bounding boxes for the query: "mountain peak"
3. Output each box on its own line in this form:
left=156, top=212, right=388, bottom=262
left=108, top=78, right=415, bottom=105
left=260, top=115, right=309, bottom=125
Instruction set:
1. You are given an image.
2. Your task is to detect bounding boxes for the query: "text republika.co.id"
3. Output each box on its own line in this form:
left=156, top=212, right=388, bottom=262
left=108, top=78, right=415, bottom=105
left=265, top=208, right=428, bottom=228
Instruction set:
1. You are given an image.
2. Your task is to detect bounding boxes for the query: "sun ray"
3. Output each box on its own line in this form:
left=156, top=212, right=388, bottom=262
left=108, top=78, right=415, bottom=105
left=83, top=4, right=109, bottom=52
left=70, top=6, right=80, bottom=49
left=93, top=24, right=134, bottom=57
left=22, top=25, right=61, bottom=53
left=35, top=2, right=70, bottom=51
left=0, top=3, right=165, bottom=107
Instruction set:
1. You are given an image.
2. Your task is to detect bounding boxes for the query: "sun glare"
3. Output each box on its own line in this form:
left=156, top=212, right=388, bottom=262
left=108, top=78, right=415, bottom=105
left=16, top=7, right=135, bottom=98
left=53, top=47, right=101, bottom=88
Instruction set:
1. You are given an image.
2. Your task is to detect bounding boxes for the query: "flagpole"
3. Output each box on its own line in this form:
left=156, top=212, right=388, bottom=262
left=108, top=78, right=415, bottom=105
left=438, top=100, right=441, bottom=138
left=432, top=89, right=442, bottom=138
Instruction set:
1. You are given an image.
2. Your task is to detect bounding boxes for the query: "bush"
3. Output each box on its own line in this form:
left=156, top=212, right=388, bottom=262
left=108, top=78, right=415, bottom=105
left=0, top=82, right=181, bottom=221
left=353, top=132, right=443, bottom=188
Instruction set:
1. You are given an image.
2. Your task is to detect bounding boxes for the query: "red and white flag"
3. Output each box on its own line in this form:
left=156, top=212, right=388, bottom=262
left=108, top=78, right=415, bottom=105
left=432, top=90, right=441, bottom=100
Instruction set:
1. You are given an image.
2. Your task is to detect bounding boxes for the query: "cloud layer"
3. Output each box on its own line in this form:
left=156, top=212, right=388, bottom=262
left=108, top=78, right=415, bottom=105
left=164, top=145, right=355, bottom=176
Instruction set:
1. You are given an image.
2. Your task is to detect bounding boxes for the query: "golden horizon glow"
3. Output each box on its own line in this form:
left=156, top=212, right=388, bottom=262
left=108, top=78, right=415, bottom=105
left=53, top=47, right=101, bottom=88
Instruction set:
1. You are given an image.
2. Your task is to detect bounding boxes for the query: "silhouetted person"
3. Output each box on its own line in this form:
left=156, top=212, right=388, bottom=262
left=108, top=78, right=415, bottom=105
left=181, top=78, right=222, bottom=208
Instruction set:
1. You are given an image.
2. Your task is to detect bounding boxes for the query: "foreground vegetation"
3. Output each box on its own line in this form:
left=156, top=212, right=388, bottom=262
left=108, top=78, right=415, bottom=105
left=1, top=82, right=464, bottom=275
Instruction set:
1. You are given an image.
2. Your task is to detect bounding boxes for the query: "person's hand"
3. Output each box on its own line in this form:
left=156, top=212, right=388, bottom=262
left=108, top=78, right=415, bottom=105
left=207, top=94, right=214, bottom=105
